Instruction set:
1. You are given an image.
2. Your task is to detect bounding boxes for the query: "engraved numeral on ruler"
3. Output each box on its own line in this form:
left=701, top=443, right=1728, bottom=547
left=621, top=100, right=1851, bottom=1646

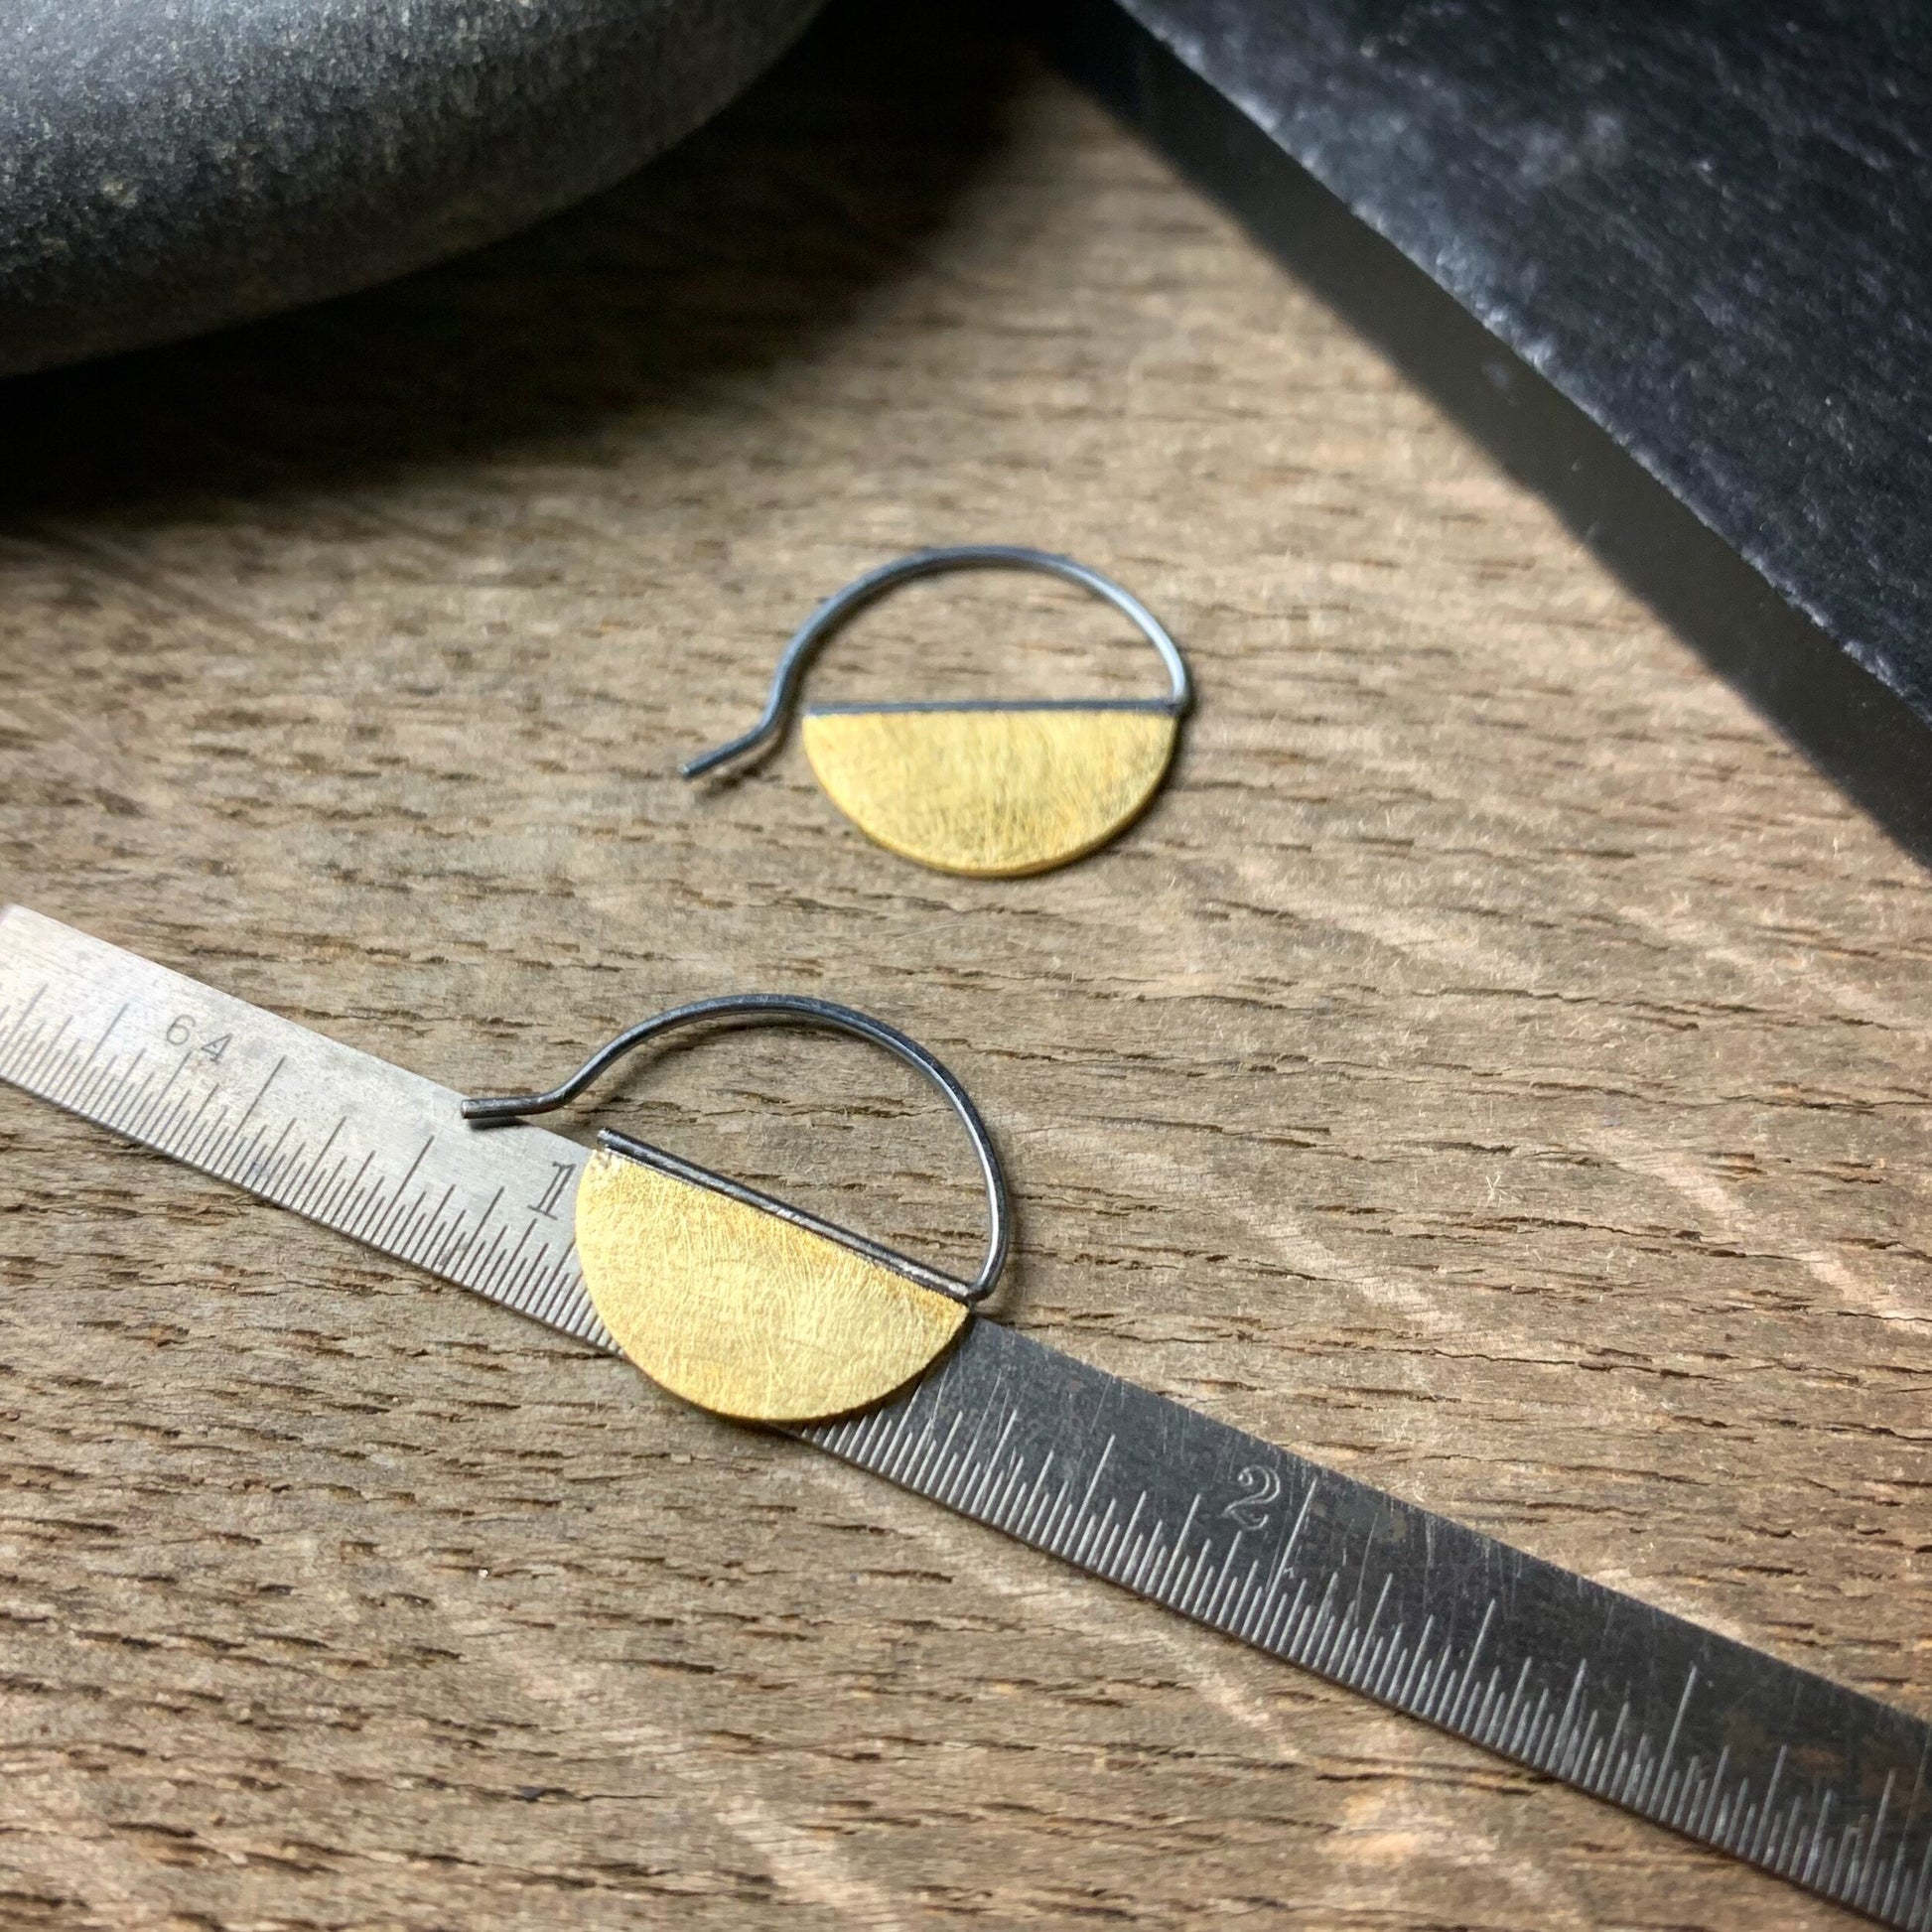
left=1222, top=1462, right=1280, bottom=1531
left=528, top=1161, right=576, bottom=1219
left=807, top=1319, right=1932, bottom=1931
left=0, top=908, right=612, bottom=1349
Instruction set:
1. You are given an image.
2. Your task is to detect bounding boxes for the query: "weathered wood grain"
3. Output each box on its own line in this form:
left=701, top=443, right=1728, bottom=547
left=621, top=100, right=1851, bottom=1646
left=0, top=7, right=1927, bottom=1927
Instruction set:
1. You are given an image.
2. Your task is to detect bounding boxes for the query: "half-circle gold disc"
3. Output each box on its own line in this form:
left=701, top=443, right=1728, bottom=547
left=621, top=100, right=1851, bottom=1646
left=575, top=1148, right=967, bottom=1424
left=800, top=705, right=1178, bottom=877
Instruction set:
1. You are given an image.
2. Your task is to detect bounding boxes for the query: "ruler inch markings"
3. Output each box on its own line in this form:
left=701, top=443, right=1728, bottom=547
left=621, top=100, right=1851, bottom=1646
left=0, top=904, right=610, bottom=1350
left=799, top=1315, right=1932, bottom=1931
left=2, top=904, right=1927, bottom=1928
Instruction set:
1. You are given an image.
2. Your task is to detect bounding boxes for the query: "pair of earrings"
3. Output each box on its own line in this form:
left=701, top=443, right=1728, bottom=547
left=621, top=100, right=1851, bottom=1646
left=462, top=549, right=1193, bottom=1426
left=684, top=544, right=1193, bottom=878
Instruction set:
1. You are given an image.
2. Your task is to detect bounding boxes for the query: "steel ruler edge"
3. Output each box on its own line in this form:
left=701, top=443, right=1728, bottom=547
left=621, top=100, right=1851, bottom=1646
left=1, top=903, right=1928, bottom=1927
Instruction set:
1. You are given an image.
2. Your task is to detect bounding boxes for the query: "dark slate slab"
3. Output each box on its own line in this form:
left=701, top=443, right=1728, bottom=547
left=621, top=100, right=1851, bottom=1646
left=0, top=0, right=822, bottom=376
left=1051, top=0, right=1932, bottom=769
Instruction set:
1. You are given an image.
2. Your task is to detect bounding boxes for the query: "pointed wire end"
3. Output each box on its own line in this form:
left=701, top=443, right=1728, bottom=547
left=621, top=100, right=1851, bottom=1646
left=461, top=1094, right=541, bottom=1127
left=681, top=720, right=783, bottom=782
left=679, top=745, right=734, bottom=781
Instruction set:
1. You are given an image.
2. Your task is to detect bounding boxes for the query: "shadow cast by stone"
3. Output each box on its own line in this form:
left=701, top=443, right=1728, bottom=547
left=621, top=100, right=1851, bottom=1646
left=0, top=1, right=1016, bottom=517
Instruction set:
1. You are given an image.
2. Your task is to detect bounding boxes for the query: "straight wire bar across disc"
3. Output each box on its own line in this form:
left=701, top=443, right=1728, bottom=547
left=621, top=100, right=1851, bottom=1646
left=0, top=905, right=1929, bottom=1927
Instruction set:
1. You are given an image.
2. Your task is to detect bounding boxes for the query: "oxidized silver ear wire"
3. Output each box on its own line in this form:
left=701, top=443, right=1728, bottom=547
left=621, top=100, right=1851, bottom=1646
left=463, top=994, right=1009, bottom=1424
left=683, top=544, right=1192, bottom=877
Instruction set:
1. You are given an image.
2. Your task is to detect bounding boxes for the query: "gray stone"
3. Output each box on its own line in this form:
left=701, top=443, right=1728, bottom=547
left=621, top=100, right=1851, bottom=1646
left=0, top=0, right=823, bottom=375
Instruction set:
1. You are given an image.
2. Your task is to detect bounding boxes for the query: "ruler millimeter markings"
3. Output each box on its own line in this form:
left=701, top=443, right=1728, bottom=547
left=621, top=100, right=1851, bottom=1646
left=0, top=905, right=610, bottom=1349
left=810, top=1325, right=1932, bottom=1925
left=3, top=905, right=1929, bottom=1926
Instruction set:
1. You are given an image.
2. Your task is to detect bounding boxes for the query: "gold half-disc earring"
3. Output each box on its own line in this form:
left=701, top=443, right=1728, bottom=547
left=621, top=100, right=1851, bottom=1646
left=461, top=994, right=1009, bottom=1425
left=683, top=545, right=1193, bottom=877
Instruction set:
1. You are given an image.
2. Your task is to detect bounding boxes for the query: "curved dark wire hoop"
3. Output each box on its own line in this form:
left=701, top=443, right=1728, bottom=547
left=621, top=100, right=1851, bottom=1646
left=682, top=544, right=1191, bottom=780
left=461, top=993, right=1011, bottom=1303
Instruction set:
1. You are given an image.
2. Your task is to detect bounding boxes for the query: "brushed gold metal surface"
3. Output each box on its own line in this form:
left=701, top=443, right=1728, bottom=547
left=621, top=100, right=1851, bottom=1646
left=574, top=1148, right=967, bottom=1423
left=800, top=705, right=1177, bottom=877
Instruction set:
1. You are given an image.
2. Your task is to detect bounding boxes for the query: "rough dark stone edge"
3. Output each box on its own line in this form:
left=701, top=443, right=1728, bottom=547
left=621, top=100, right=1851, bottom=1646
left=1047, top=0, right=1932, bottom=862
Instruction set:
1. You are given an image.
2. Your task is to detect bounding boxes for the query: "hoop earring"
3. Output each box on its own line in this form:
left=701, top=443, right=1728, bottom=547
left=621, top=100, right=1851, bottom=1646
left=464, top=994, right=1009, bottom=1423
left=683, top=545, right=1192, bottom=877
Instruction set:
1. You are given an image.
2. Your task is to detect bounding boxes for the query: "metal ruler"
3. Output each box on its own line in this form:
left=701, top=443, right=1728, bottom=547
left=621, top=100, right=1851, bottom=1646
left=3, top=904, right=1929, bottom=1926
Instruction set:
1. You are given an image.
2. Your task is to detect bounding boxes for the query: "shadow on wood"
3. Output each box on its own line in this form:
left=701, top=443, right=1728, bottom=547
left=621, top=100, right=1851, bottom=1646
left=0, top=1, right=1015, bottom=514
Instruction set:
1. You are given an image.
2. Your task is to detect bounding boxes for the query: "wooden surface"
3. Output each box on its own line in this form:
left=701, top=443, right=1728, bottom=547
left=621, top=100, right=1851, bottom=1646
left=2, top=9, right=1929, bottom=1927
